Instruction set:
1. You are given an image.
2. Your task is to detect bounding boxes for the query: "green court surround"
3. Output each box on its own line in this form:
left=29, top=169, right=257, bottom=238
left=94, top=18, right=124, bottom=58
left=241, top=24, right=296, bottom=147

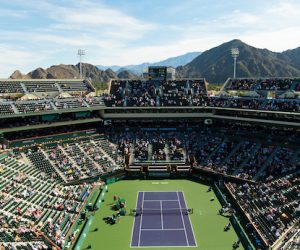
left=81, top=179, right=244, bottom=250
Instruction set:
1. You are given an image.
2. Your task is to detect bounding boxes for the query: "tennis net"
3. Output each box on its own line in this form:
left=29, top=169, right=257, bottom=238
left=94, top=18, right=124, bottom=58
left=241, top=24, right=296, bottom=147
left=130, top=208, right=193, bottom=215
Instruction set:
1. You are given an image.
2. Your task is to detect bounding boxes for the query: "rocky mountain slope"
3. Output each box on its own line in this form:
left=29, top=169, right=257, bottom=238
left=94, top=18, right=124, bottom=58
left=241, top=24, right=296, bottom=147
left=176, top=40, right=300, bottom=83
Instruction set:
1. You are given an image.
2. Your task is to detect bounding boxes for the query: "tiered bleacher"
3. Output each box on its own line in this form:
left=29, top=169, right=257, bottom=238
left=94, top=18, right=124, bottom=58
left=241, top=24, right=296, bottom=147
left=0, top=77, right=299, bottom=116
left=20, top=133, right=122, bottom=183
left=224, top=78, right=300, bottom=91
left=127, top=80, right=157, bottom=106
left=161, top=80, right=189, bottom=106
left=104, top=79, right=207, bottom=107
left=188, top=130, right=299, bottom=181
left=15, top=101, right=53, bottom=113
left=102, top=77, right=300, bottom=113
left=0, top=103, right=14, bottom=115
left=0, top=81, right=23, bottom=93
left=57, top=80, right=93, bottom=92
left=207, top=97, right=300, bottom=113
left=0, top=154, right=94, bottom=249
left=226, top=173, right=299, bottom=246
left=0, top=75, right=299, bottom=249
left=53, top=98, right=86, bottom=109
left=0, top=79, right=101, bottom=117
left=105, top=80, right=126, bottom=107
left=0, top=79, right=94, bottom=94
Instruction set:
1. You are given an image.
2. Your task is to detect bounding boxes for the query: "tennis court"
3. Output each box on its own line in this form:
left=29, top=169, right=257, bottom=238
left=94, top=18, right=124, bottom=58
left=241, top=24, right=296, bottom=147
left=131, top=191, right=197, bottom=248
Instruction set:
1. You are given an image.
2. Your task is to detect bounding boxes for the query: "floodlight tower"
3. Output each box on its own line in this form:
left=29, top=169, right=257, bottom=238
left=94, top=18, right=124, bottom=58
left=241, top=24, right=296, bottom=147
left=231, top=48, right=239, bottom=79
left=78, top=49, right=85, bottom=79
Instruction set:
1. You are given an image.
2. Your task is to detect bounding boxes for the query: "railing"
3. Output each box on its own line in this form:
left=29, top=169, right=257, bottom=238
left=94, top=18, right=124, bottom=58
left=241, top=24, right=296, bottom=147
left=213, top=183, right=256, bottom=250
left=224, top=183, right=270, bottom=248
left=193, top=165, right=256, bottom=184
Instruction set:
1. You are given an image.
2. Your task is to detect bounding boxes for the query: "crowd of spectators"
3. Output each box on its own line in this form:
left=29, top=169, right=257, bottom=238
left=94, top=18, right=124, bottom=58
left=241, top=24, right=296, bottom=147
left=102, top=79, right=300, bottom=113
left=0, top=78, right=299, bottom=116
left=103, top=80, right=126, bottom=107
left=107, top=131, right=186, bottom=163
left=127, top=80, right=157, bottom=107
left=257, top=78, right=293, bottom=91
left=104, top=79, right=208, bottom=107
left=225, top=78, right=299, bottom=91
left=0, top=156, right=93, bottom=248
left=259, top=147, right=297, bottom=181
left=235, top=145, right=274, bottom=180
left=206, top=97, right=300, bottom=113
left=227, top=172, right=299, bottom=245
left=26, top=137, right=122, bottom=182
left=0, top=120, right=298, bottom=249
left=276, top=225, right=300, bottom=250
left=161, top=80, right=189, bottom=106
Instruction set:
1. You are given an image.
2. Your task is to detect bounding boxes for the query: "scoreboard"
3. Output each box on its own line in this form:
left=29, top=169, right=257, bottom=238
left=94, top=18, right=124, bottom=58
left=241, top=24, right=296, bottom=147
left=148, top=66, right=167, bottom=81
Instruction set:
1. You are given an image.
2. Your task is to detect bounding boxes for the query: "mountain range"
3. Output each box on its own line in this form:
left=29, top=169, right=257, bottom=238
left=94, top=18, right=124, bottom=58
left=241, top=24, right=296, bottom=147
left=177, top=39, right=300, bottom=83
left=10, top=40, right=300, bottom=84
left=10, top=63, right=140, bottom=84
left=97, top=52, right=201, bottom=74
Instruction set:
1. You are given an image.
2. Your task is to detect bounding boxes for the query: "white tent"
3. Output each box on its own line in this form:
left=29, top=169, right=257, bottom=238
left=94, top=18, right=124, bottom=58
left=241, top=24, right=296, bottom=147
left=56, top=92, right=72, bottom=98
left=86, top=92, right=97, bottom=97
left=19, top=93, right=40, bottom=100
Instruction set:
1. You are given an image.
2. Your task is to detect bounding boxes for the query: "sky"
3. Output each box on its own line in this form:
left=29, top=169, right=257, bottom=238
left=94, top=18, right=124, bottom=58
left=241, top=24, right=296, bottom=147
left=1, top=0, right=300, bottom=77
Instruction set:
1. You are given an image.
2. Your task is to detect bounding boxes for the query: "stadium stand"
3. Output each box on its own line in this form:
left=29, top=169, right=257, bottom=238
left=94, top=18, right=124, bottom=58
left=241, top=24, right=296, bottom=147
left=224, top=78, right=300, bottom=91
left=0, top=77, right=299, bottom=250
left=15, top=101, right=53, bottom=113
left=0, top=154, right=94, bottom=249
left=0, top=79, right=94, bottom=94
left=104, top=79, right=207, bottom=107
left=0, top=81, right=24, bottom=93
left=0, top=103, right=15, bottom=115
left=226, top=173, right=299, bottom=245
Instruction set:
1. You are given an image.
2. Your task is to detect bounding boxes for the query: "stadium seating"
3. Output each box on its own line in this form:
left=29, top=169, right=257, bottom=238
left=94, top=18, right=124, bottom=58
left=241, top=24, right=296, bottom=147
left=224, top=78, right=300, bottom=91
left=0, top=76, right=299, bottom=249
left=27, top=150, right=63, bottom=181
left=24, top=135, right=122, bottom=182
left=15, top=101, right=53, bottom=113
left=161, top=80, right=189, bottom=106
left=0, top=103, right=15, bottom=115
left=0, top=155, right=93, bottom=248
left=57, top=80, right=93, bottom=92
left=127, top=80, right=157, bottom=106
left=24, top=82, right=59, bottom=92
left=53, top=98, right=87, bottom=109
left=0, top=79, right=94, bottom=94
left=0, top=82, right=24, bottom=93
left=226, top=173, right=299, bottom=245
left=207, top=97, right=300, bottom=113
left=104, top=79, right=208, bottom=107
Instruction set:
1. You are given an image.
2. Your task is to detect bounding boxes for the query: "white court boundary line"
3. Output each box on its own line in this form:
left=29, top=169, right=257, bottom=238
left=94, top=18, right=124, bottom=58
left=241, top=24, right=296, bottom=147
left=141, top=228, right=185, bottom=231
left=137, top=192, right=144, bottom=247
left=182, top=191, right=198, bottom=248
left=130, top=191, right=198, bottom=248
left=143, top=199, right=179, bottom=202
left=130, top=191, right=140, bottom=248
left=177, top=191, right=189, bottom=247
left=160, top=200, right=164, bottom=229
left=131, top=245, right=197, bottom=248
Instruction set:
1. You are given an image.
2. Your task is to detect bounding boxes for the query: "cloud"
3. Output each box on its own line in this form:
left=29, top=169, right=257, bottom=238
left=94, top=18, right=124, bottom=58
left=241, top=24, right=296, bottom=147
left=0, top=0, right=157, bottom=77
left=0, top=8, right=28, bottom=18
left=1, top=0, right=300, bottom=77
left=0, top=44, right=46, bottom=77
